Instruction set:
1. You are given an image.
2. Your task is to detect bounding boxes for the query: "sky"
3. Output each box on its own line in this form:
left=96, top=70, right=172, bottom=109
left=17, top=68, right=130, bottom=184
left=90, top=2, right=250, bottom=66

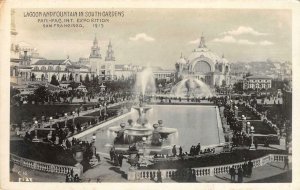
left=13, top=9, right=291, bottom=69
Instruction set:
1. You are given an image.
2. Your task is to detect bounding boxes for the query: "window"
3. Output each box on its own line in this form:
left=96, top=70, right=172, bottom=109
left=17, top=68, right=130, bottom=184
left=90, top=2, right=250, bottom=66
left=41, top=66, right=46, bottom=71
left=34, top=66, right=39, bottom=71
left=48, top=66, right=53, bottom=71
left=56, top=66, right=61, bottom=71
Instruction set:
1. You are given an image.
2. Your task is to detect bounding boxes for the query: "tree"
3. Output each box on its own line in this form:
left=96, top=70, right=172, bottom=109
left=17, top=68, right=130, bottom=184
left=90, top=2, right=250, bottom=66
left=50, top=75, right=60, bottom=86
left=69, top=73, right=74, bottom=81
left=31, top=73, right=36, bottom=81
left=34, top=86, right=50, bottom=103
left=244, top=72, right=252, bottom=78
left=233, top=81, right=243, bottom=93
left=61, top=74, right=67, bottom=81
left=84, top=74, right=90, bottom=84
left=221, top=80, right=226, bottom=87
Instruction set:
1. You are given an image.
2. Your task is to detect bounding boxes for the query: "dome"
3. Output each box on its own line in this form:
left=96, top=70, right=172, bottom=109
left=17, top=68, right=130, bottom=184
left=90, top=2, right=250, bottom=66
left=177, top=57, right=187, bottom=64
left=176, top=53, right=187, bottom=64
left=220, top=54, right=229, bottom=64
left=187, top=48, right=221, bottom=65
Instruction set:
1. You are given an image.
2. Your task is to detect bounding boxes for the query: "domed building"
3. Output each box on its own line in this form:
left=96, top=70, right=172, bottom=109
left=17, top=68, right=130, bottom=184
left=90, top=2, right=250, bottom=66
left=175, top=35, right=231, bottom=87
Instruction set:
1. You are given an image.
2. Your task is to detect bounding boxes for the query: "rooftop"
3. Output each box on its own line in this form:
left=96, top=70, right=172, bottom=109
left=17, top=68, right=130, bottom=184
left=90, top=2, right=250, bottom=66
left=33, top=59, right=71, bottom=65
left=246, top=75, right=272, bottom=79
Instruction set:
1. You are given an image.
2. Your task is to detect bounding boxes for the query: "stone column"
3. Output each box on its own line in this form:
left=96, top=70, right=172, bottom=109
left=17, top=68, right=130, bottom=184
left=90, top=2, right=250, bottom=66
left=127, top=166, right=136, bottom=181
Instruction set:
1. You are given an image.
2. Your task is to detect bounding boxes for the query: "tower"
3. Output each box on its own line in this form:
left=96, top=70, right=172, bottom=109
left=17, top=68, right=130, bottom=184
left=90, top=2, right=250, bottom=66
left=11, top=9, right=19, bottom=59
left=89, top=35, right=102, bottom=75
left=198, top=34, right=207, bottom=48
left=105, top=40, right=115, bottom=80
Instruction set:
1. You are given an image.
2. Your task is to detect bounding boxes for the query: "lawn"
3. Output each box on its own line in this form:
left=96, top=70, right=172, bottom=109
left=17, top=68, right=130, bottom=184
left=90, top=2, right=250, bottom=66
left=10, top=104, right=89, bottom=124
left=237, top=105, right=260, bottom=120
left=10, top=103, right=128, bottom=125
left=142, top=149, right=286, bottom=170
left=238, top=120, right=277, bottom=135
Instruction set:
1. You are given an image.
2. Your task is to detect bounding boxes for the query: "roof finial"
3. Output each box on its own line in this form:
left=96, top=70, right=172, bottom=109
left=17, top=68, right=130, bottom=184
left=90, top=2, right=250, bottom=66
left=180, top=52, right=183, bottom=58
left=222, top=53, right=225, bottom=58
left=93, top=33, right=98, bottom=44
left=199, top=33, right=206, bottom=48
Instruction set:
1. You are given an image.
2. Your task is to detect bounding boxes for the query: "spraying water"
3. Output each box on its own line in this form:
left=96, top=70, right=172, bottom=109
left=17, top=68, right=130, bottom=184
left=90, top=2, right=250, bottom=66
left=171, top=77, right=213, bottom=97
left=135, top=67, right=156, bottom=97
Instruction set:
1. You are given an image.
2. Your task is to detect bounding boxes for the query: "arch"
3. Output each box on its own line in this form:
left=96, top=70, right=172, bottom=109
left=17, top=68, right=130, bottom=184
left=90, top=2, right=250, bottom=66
left=193, top=60, right=211, bottom=73
left=225, top=65, right=229, bottom=73
left=41, top=66, right=46, bottom=71
left=48, top=66, right=54, bottom=71
left=190, top=57, right=215, bottom=73
left=55, top=66, right=61, bottom=71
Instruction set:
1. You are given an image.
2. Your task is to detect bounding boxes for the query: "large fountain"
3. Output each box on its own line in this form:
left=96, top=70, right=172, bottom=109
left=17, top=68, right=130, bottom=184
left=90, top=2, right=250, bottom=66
left=108, top=68, right=177, bottom=153
left=171, top=77, right=214, bottom=98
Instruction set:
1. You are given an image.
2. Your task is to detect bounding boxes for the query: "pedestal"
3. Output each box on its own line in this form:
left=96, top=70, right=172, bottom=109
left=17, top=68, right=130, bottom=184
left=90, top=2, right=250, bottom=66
left=32, top=138, right=40, bottom=143
left=89, top=156, right=99, bottom=167
left=249, top=144, right=256, bottom=150
left=127, top=166, right=137, bottom=181
left=73, top=163, right=83, bottom=177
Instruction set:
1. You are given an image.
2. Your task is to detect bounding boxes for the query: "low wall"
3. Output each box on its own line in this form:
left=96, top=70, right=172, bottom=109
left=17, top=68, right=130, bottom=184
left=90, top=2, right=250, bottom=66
left=215, top=106, right=225, bottom=144
left=10, top=153, right=81, bottom=176
left=128, top=154, right=288, bottom=181
left=69, top=111, right=132, bottom=140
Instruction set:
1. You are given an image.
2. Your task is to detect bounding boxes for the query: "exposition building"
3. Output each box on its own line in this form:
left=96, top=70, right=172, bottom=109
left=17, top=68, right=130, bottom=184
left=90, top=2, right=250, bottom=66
left=175, top=36, right=231, bottom=87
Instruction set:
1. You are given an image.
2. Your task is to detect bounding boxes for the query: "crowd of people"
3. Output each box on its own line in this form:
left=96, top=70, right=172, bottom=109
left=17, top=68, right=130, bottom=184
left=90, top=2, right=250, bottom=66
left=109, top=147, right=126, bottom=167
left=229, top=160, right=254, bottom=183
left=65, top=169, right=81, bottom=182
left=171, top=168, right=197, bottom=182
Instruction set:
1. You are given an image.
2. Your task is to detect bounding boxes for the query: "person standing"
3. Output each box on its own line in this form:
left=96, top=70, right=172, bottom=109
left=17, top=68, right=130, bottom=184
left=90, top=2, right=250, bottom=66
left=179, top=146, right=183, bottom=156
left=109, top=147, right=115, bottom=161
left=157, top=169, right=162, bottom=183
left=196, top=143, right=201, bottom=155
left=237, top=167, right=243, bottom=183
left=172, top=145, right=177, bottom=157
left=247, top=160, right=253, bottom=177
left=229, top=166, right=236, bottom=182
left=283, top=156, right=289, bottom=170
left=118, top=153, right=124, bottom=167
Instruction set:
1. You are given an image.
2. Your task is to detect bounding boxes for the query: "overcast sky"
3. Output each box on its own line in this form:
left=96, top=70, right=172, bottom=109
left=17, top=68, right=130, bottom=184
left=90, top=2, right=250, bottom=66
left=14, top=9, right=291, bottom=69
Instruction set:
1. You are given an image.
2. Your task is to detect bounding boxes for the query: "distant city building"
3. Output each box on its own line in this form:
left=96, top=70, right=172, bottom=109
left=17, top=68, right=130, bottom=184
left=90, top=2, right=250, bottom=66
left=114, top=64, right=142, bottom=80
left=10, top=10, right=44, bottom=86
left=175, top=35, right=231, bottom=87
left=152, top=70, right=174, bottom=81
left=243, top=75, right=272, bottom=90
left=31, top=59, right=92, bottom=82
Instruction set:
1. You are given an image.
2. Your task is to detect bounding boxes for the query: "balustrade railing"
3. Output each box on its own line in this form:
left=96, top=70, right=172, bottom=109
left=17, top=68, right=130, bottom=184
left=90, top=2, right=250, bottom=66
left=10, top=154, right=77, bottom=175
left=130, top=154, right=288, bottom=181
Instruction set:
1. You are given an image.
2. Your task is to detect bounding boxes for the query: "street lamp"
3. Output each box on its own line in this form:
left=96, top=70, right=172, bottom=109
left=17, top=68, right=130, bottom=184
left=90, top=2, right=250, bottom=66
left=72, top=111, right=77, bottom=133
left=99, top=104, right=102, bottom=117
left=72, top=111, right=76, bottom=125
left=234, top=106, right=238, bottom=118
left=32, top=121, right=39, bottom=142
left=64, top=113, right=68, bottom=128
left=246, top=121, right=251, bottom=134
left=249, top=126, right=256, bottom=150
left=48, top=117, right=53, bottom=139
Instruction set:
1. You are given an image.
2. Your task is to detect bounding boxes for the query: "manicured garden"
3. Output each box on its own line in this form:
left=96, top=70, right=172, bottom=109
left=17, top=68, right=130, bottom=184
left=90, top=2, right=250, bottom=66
left=238, top=120, right=277, bottom=135
left=142, top=149, right=286, bottom=170
left=237, top=104, right=260, bottom=120
left=10, top=104, right=94, bottom=124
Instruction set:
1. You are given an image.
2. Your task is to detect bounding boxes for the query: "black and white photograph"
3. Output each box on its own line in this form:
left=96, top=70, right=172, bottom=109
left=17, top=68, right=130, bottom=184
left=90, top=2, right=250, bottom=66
left=1, top=1, right=299, bottom=188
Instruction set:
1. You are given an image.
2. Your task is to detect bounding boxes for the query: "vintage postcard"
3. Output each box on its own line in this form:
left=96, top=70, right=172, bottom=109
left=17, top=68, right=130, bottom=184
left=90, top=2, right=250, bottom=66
left=0, top=0, right=300, bottom=190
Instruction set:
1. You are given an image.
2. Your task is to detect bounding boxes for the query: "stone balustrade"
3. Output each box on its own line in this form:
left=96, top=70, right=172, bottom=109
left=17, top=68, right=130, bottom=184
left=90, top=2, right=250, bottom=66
left=10, top=154, right=79, bottom=176
left=128, top=154, right=288, bottom=181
